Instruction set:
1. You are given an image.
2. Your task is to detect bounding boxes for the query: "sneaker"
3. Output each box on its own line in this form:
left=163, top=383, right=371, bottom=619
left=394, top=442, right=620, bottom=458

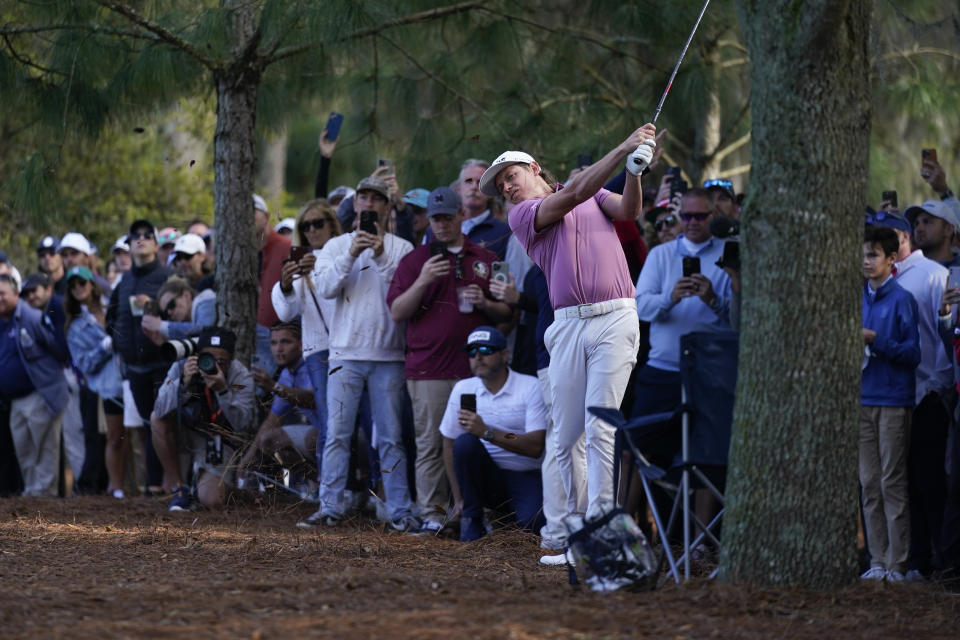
left=168, top=487, right=195, bottom=512
left=388, top=515, right=421, bottom=533
left=415, top=519, right=443, bottom=536
left=460, top=516, right=487, bottom=542
left=539, top=550, right=573, bottom=567
left=296, top=510, right=340, bottom=529
left=904, top=569, right=927, bottom=583
left=885, top=569, right=906, bottom=582
left=111, top=489, right=125, bottom=499
left=860, top=566, right=886, bottom=581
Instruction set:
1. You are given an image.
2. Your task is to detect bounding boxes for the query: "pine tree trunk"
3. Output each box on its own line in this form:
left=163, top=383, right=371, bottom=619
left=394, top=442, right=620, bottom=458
left=718, top=0, right=872, bottom=588
left=212, top=2, right=261, bottom=366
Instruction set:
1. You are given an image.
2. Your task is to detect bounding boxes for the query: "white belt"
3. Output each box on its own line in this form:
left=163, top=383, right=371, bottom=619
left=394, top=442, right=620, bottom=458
left=554, top=298, right=635, bottom=320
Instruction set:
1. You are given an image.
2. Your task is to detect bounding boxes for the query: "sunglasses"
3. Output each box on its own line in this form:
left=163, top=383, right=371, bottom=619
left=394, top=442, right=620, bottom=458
left=129, top=231, right=155, bottom=241
left=704, top=179, right=733, bottom=191
left=299, top=219, right=328, bottom=232
left=160, top=297, right=178, bottom=320
left=654, top=215, right=678, bottom=231
left=680, top=212, right=712, bottom=222
left=467, top=345, right=500, bottom=357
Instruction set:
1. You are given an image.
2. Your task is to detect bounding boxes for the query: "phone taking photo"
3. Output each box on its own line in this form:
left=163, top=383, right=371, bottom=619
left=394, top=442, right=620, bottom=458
left=324, top=112, right=344, bottom=142
left=460, top=393, right=477, bottom=413
left=922, top=148, right=938, bottom=163
left=429, top=240, right=447, bottom=258
left=491, top=261, right=510, bottom=283
left=682, top=256, right=701, bottom=278
left=882, top=190, right=898, bottom=208
left=359, top=210, right=378, bottom=235
left=289, top=245, right=309, bottom=263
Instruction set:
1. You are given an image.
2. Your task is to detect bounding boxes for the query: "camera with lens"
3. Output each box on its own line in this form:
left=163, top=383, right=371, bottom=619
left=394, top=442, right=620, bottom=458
left=160, top=337, right=200, bottom=362
left=196, top=351, right=218, bottom=376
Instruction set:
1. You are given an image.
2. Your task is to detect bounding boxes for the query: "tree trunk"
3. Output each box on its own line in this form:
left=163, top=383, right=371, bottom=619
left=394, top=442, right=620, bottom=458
left=212, top=2, right=261, bottom=366
left=719, top=0, right=872, bottom=589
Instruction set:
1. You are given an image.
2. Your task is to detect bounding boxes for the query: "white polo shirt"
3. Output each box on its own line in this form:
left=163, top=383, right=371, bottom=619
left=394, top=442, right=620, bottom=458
left=439, top=369, right=548, bottom=472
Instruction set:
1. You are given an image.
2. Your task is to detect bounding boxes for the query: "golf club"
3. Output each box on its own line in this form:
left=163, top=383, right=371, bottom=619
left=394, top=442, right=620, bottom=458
left=629, top=0, right=712, bottom=172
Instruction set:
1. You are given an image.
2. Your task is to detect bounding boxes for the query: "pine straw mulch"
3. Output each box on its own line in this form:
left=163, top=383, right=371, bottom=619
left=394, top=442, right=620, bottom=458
left=0, top=495, right=956, bottom=639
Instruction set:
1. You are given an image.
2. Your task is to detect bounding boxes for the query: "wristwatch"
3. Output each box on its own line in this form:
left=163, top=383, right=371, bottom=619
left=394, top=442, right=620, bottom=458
left=482, top=428, right=495, bottom=442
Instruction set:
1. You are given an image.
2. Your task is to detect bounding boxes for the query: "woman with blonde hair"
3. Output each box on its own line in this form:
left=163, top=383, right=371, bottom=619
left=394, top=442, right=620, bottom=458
left=269, top=199, right=341, bottom=478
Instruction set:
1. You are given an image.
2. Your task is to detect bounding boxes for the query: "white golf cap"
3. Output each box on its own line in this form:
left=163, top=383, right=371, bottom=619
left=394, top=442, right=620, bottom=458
left=479, top=150, right=537, bottom=197
left=904, top=199, right=960, bottom=233
left=172, top=233, right=206, bottom=256
left=275, top=218, right=296, bottom=233
left=59, top=232, right=93, bottom=255
left=253, top=193, right=268, bottom=213
left=112, top=236, right=130, bottom=253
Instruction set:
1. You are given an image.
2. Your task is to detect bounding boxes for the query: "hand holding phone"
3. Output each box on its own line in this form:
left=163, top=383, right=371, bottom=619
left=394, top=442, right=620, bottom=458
left=359, top=210, right=378, bottom=235
left=460, top=393, right=476, bottom=413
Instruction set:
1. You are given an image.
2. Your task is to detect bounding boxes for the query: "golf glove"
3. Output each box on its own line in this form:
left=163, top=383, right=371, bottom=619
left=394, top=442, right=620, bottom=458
left=626, top=139, right=656, bottom=176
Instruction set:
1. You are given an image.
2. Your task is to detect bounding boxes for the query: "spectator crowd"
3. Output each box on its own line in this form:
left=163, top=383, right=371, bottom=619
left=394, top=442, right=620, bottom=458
left=1, top=124, right=959, bottom=587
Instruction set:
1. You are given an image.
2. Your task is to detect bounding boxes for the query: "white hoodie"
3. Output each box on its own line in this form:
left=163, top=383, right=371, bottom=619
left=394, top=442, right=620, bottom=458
left=313, top=232, right=412, bottom=362
left=271, top=248, right=337, bottom=356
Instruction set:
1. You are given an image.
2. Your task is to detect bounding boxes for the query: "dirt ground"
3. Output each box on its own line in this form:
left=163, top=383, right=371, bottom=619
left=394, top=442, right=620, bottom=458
left=0, top=495, right=956, bottom=639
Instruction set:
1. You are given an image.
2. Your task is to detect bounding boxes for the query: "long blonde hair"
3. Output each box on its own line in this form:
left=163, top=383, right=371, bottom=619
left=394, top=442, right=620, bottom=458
left=293, top=199, right=342, bottom=249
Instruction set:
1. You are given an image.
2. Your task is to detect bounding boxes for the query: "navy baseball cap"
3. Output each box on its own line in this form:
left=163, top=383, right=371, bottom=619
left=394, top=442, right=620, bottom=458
left=865, top=206, right=911, bottom=234
left=427, top=186, right=462, bottom=218
left=198, top=326, right=237, bottom=356
left=37, top=235, right=60, bottom=253
left=464, top=326, right=507, bottom=351
left=21, top=273, right=51, bottom=292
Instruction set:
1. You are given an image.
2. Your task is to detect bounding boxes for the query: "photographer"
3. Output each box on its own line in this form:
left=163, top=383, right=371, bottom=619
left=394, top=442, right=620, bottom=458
left=150, top=327, right=254, bottom=511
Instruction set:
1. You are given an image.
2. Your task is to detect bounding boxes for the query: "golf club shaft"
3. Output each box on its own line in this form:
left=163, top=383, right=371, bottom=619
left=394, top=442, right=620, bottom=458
left=651, top=0, right=712, bottom=124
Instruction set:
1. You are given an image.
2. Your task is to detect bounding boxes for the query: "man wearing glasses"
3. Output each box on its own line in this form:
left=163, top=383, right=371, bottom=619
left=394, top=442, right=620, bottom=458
left=107, top=219, right=174, bottom=493
left=387, top=186, right=511, bottom=534
left=439, top=326, right=547, bottom=541
left=634, top=187, right=732, bottom=417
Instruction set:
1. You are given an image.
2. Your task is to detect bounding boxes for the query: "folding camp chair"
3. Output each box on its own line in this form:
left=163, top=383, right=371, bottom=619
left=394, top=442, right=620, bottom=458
left=590, top=330, right=738, bottom=583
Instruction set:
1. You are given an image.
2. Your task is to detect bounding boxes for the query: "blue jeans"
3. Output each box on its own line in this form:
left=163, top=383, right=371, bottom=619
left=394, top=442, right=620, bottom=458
left=453, top=433, right=544, bottom=533
left=319, top=360, right=412, bottom=519
left=305, top=351, right=329, bottom=478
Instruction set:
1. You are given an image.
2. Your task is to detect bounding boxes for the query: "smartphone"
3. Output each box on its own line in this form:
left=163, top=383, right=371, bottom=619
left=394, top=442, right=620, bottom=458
left=460, top=393, right=477, bottom=413
left=882, top=190, right=898, bottom=208
left=289, top=245, right=310, bottom=262
left=720, top=241, right=740, bottom=271
left=949, top=266, right=960, bottom=291
left=491, top=261, right=510, bottom=283
left=666, top=166, right=682, bottom=180
left=359, top=210, right=378, bottom=235
left=377, top=157, right=394, bottom=170
left=682, top=256, right=701, bottom=278
left=922, top=148, right=938, bottom=163
left=323, top=112, right=344, bottom=142
left=576, top=153, right=593, bottom=168
left=429, top=240, right=447, bottom=258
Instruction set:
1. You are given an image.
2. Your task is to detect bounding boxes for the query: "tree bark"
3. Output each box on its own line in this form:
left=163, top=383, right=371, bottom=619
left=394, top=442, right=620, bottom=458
left=719, top=0, right=872, bottom=589
left=212, top=2, right=261, bottom=366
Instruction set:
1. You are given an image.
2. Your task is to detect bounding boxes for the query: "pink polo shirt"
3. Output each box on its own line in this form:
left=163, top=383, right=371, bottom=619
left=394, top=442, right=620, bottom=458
left=509, top=187, right=635, bottom=310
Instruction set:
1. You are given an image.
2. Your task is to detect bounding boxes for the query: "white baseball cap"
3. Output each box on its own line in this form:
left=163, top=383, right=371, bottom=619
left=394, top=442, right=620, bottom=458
left=112, top=236, right=130, bottom=253
left=275, top=218, right=296, bottom=233
left=253, top=193, right=268, bottom=213
left=904, top=200, right=960, bottom=233
left=59, top=232, right=93, bottom=255
left=172, top=233, right=206, bottom=256
left=479, top=151, right=537, bottom=197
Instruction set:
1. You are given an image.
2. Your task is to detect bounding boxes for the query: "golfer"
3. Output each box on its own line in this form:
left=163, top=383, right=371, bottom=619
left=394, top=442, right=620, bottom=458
left=479, top=124, right=656, bottom=521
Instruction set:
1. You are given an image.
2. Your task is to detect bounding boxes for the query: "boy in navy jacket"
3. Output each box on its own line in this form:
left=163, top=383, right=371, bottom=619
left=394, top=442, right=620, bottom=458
left=860, top=225, right=921, bottom=581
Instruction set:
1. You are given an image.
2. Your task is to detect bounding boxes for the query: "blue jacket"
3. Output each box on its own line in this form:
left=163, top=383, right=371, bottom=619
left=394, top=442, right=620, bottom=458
left=8, top=300, right=69, bottom=414
left=67, top=308, right=123, bottom=403
left=861, top=278, right=921, bottom=406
